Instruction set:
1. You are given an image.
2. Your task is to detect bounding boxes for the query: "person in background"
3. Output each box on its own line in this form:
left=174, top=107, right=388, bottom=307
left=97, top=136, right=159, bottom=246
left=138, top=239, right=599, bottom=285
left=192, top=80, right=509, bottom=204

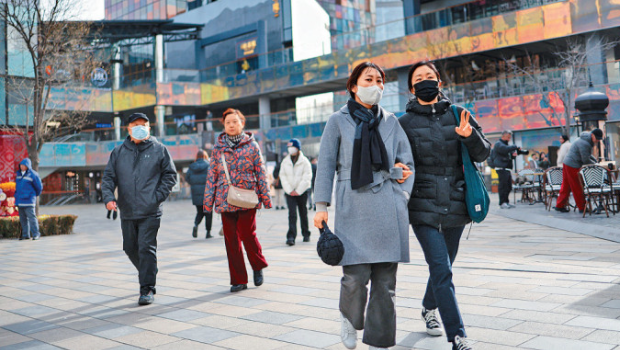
left=102, top=112, right=178, bottom=306
left=203, top=108, right=272, bottom=293
left=538, top=152, right=550, bottom=170
left=309, top=157, right=318, bottom=210
left=556, top=134, right=571, bottom=167
left=493, top=130, right=520, bottom=209
left=280, top=138, right=313, bottom=246
left=15, top=158, right=43, bottom=241
left=186, top=150, right=212, bottom=239
left=555, top=129, right=604, bottom=214
left=272, top=155, right=286, bottom=210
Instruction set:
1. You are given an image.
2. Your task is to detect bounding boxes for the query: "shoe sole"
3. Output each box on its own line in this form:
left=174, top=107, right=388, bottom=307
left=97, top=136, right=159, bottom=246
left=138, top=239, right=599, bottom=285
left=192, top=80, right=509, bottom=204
left=426, top=327, right=443, bottom=336
left=138, top=299, right=153, bottom=305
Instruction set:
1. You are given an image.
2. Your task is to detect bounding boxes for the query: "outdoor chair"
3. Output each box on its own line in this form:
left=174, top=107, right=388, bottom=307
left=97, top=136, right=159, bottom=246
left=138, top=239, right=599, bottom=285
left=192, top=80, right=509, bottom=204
left=513, top=169, right=538, bottom=204
left=543, top=167, right=563, bottom=211
left=579, top=165, right=614, bottom=218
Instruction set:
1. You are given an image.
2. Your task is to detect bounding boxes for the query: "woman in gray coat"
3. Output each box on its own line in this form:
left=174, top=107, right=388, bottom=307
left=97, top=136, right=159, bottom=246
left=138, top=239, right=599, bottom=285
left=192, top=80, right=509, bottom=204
left=313, top=62, right=415, bottom=350
left=186, top=150, right=212, bottom=239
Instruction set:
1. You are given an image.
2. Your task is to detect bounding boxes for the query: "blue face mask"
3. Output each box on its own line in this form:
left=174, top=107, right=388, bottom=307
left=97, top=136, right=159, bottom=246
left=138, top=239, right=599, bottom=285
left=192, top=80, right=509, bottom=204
left=131, top=125, right=149, bottom=140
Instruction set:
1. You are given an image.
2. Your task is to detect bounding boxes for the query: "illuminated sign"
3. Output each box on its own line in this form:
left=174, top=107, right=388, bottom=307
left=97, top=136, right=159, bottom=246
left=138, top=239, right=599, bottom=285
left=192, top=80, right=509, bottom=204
left=237, top=37, right=258, bottom=59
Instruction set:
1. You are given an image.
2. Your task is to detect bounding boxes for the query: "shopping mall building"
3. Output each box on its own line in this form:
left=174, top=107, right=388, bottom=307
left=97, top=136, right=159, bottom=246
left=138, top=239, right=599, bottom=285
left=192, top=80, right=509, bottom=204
left=1, top=0, right=619, bottom=204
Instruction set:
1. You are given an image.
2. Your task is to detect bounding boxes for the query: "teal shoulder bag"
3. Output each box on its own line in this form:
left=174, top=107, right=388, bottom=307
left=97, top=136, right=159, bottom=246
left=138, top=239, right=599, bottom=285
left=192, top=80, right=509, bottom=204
left=451, top=105, right=490, bottom=223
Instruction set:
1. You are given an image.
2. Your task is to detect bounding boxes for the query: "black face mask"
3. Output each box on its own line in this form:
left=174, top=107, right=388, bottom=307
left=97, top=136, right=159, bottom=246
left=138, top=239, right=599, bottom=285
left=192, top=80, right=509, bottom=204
left=413, top=80, right=440, bottom=102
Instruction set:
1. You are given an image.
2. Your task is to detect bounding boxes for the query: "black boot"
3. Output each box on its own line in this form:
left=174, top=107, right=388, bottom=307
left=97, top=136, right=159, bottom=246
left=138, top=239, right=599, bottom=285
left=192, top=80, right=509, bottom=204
left=192, top=226, right=198, bottom=238
left=253, top=270, right=264, bottom=287
left=206, top=231, right=212, bottom=239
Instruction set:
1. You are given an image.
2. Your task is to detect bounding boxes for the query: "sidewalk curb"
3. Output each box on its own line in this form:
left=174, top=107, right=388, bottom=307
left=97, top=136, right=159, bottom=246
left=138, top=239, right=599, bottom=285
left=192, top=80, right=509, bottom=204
left=491, top=207, right=620, bottom=244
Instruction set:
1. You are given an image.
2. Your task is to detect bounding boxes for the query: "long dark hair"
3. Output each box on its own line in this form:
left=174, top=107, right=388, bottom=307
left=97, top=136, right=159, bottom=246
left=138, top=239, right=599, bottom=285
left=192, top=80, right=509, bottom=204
left=346, top=61, right=386, bottom=99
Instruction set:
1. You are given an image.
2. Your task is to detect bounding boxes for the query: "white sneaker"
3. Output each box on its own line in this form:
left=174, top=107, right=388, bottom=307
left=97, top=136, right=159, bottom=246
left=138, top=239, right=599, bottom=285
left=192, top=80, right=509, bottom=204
left=422, top=307, right=443, bottom=336
left=500, top=203, right=510, bottom=209
left=453, top=335, right=473, bottom=350
left=340, top=312, right=357, bottom=349
left=507, top=203, right=516, bottom=208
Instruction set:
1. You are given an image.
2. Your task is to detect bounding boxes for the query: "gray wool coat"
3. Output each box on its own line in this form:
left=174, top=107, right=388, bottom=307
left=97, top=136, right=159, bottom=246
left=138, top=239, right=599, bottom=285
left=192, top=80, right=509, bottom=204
left=314, top=104, right=415, bottom=266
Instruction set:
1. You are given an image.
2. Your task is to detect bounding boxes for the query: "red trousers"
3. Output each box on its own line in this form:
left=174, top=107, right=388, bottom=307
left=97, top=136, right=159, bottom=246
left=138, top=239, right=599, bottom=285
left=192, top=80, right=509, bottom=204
left=221, top=209, right=268, bottom=285
left=556, top=164, right=586, bottom=211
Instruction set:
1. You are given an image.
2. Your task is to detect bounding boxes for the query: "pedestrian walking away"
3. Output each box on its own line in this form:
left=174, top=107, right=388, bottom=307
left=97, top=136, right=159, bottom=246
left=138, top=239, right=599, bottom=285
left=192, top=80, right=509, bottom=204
left=203, top=108, right=272, bottom=293
left=555, top=129, right=604, bottom=213
left=15, top=158, right=43, bottom=241
left=101, top=112, right=178, bottom=306
left=314, top=61, right=414, bottom=350
left=399, top=61, right=491, bottom=350
left=280, top=138, right=313, bottom=246
left=186, top=150, right=213, bottom=239
left=272, top=156, right=286, bottom=210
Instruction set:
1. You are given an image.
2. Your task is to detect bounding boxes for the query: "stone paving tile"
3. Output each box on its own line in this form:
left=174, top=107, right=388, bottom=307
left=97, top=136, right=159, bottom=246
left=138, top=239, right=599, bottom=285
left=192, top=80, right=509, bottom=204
left=0, top=330, right=32, bottom=347
left=51, top=334, right=121, bottom=350
left=240, top=310, right=304, bottom=325
left=508, top=321, right=595, bottom=339
left=151, top=339, right=224, bottom=349
left=273, top=329, right=341, bottom=348
left=2, top=320, right=60, bottom=336
left=82, top=324, right=144, bottom=339
left=113, top=330, right=180, bottom=348
left=0, top=340, right=62, bottom=349
left=171, top=326, right=239, bottom=344
left=1, top=202, right=619, bottom=349
left=521, top=336, right=614, bottom=350
left=213, top=334, right=291, bottom=350
left=565, top=315, right=620, bottom=332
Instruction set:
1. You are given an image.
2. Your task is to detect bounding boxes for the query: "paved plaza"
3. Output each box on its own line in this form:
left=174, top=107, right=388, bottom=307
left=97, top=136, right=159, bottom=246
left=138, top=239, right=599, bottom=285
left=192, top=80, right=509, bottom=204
left=1, top=200, right=620, bottom=350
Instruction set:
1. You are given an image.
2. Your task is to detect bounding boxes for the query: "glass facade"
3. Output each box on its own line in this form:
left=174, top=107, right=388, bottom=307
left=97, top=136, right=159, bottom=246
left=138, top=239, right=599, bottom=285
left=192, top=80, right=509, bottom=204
left=105, top=0, right=187, bottom=20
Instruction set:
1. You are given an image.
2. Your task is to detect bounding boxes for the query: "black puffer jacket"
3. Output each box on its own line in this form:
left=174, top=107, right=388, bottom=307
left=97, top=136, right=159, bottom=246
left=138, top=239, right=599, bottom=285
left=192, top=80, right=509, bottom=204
left=493, top=139, right=518, bottom=169
left=102, top=136, right=178, bottom=220
left=399, top=98, right=491, bottom=229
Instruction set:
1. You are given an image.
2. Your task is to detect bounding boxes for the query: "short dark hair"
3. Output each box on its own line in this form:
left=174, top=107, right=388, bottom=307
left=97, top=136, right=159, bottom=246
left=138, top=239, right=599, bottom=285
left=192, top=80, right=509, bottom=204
left=222, top=108, right=246, bottom=124
left=561, top=134, right=569, bottom=142
left=407, top=61, right=441, bottom=91
left=346, top=62, right=386, bottom=99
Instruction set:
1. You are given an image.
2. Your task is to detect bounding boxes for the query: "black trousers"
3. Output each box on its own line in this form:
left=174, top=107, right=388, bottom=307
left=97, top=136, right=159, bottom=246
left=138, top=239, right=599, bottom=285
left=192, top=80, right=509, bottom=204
left=121, top=217, right=160, bottom=294
left=286, top=191, right=310, bottom=241
left=194, top=205, right=213, bottom=232
left=497, top=169, right=512, bottom=205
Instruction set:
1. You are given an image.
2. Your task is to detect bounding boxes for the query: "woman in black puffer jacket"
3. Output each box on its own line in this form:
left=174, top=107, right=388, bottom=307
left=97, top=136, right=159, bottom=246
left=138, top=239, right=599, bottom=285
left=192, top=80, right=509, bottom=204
left=186, top=150, right=212, bottom=239
left=399, top=61, right=490, bottom=350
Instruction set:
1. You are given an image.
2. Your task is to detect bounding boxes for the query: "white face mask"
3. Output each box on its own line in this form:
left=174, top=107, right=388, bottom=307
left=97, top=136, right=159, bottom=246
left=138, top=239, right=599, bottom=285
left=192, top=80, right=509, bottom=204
left=287, top=147, right=298, bottom=156
left=356, top=85, right=383, bottom=106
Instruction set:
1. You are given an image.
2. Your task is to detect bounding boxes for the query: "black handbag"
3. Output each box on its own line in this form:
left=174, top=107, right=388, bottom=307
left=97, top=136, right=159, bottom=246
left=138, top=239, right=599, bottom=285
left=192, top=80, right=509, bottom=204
left=316, top=221, right=344, bottom=266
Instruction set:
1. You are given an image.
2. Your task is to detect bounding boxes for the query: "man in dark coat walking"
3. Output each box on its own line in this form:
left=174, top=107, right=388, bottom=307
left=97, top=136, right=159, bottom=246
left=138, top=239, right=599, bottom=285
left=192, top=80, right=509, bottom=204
left=102, top=113, right=177, bottom=305
left=186, top=150, right=212, bottom=238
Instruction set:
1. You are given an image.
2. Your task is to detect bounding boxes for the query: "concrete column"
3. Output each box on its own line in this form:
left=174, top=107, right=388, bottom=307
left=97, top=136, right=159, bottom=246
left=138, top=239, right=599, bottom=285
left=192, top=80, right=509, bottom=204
left=155, top=105, right=166, bottom=137
left=397, top=67, right=412, bottom=110
left=114, top=116, right=121, bottom=141
left=403, top=0, right=421, bottom=35
left=586, top=33, right=608, bottom=85
left=155, top=34, right=164, bottom=83
left=258, top=96, right=271, bottom=131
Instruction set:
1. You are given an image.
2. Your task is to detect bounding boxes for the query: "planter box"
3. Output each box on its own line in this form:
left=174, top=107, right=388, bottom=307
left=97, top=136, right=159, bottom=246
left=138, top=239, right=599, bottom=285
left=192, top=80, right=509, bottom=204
left=0, top=215, right=77, bottom=238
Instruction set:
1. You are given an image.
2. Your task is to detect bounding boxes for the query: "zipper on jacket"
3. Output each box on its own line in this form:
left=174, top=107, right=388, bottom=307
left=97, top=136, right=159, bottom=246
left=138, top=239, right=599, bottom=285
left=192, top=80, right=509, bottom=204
left=438, top=223, right=442, bottom=233
left=432, top=106, right=436, bottom=114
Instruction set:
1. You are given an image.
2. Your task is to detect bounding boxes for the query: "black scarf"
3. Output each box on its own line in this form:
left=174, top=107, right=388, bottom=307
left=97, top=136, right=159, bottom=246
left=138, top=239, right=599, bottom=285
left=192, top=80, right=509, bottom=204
left=348, top=99, right=390, bottom=190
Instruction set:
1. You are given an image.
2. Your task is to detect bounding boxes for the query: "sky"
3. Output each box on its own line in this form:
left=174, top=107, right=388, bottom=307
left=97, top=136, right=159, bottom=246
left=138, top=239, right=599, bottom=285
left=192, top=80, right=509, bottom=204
left=77, top=0, right=105, bottom=20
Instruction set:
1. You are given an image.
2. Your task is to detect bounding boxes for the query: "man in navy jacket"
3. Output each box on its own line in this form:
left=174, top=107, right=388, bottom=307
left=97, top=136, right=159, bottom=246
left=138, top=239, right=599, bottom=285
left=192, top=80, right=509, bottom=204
left=15, top=158, right=43, bottom=240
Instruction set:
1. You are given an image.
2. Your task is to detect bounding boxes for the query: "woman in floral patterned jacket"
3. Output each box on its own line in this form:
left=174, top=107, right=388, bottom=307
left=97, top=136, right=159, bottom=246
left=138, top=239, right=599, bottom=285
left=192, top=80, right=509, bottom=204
left=204, top=108, right=272, bottom=293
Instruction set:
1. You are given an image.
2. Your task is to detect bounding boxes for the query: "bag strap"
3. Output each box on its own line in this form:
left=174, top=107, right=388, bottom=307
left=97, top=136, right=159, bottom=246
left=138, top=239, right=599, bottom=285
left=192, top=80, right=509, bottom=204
left=221, top=153, right=232, bottom=185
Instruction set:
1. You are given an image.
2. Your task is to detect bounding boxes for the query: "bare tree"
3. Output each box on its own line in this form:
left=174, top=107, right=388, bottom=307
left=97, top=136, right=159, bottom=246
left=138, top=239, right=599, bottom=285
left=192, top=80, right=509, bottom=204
left=505, top=36, right=617, bottom=136
left=0, top=0, right=100, bottom=173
